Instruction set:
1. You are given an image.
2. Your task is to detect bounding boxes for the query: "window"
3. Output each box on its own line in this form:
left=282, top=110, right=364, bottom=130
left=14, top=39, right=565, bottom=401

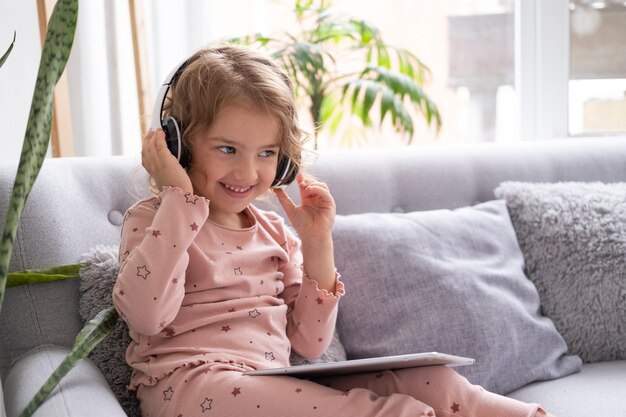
left=569, top=0, right=626, bottom=135
left=4, top=1, right=624, bottom=161
left=146, top=0, right=518, bottom=148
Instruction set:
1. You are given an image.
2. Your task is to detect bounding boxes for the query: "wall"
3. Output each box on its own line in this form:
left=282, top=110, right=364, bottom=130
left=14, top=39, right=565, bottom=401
left=0, top=1, right=40, bottom=161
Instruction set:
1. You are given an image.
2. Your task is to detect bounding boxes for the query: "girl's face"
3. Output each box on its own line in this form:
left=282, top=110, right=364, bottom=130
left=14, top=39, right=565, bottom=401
left=187, top=101, right=281, bottom=228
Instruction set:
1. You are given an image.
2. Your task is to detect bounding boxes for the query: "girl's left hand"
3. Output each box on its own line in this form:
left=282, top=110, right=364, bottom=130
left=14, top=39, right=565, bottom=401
left=273, top=174, right=336, bottom=240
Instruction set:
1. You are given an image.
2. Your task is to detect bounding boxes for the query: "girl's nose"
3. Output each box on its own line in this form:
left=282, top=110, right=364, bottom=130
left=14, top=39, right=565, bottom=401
left=232, top=157, right=257, bottom=182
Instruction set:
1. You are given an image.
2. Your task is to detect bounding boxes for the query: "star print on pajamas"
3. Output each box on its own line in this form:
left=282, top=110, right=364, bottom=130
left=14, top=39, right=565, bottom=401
left=184, top=193, right=198, bottom=204
left=249, top=309, right=261, bottom=318
left=136, top=265, right=150, bottom=279
left=163, top=387, right=174, bottom=401
left=265, top=352, right=275, bottom=361
left=200, top=397, right=213, bottom=412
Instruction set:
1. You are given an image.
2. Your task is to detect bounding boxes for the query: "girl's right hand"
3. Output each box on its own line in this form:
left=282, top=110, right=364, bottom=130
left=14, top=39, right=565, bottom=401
left=141, top=128, right=193, bottom=193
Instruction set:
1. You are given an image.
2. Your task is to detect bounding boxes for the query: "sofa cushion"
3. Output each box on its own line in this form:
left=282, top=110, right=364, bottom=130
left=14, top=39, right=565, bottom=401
left=333, top=200, right=582, bottom=395
left=77, top=246, right=140, bottom=417
left=1, top=379, right=6, bottom=417
left=495, top=182, right=626, bottom=362
left=507, top=361, right=626, bottom=417
left=3, top=345, right=126, bottom=417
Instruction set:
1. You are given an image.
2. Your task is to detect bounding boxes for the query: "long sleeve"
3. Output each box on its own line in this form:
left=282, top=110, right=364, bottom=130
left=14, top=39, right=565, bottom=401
left=286, top=273, right=345, bottom=359
left=276, top=224, right=346, bottom=360
left=113, top=187, right=209, bottom=336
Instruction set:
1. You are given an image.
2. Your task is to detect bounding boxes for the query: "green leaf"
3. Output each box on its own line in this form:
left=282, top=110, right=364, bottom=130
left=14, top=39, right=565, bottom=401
left=0, top=0, right=78, bottom=313
left=19, top=307, right=119, bottom=417
left=227, top=33, right=274, bottom=47
left=295, top=0, right=316, bottom=19
left=376, top=44, right=391, bottom=68
left=0, top=31, right=16, bottom=70
left=6, top=263, right=83, bottom=288
left=361, top=82, right=378, bottom=123
left=380, top=87, right=395, bottom=124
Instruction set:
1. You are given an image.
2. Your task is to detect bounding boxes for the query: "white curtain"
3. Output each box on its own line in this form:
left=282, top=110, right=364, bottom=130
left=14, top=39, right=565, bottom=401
left=67, top=0, right=280, bottom=158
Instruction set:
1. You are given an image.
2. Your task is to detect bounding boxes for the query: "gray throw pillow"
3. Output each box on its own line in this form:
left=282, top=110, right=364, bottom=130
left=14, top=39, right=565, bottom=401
left=333, top=200, right=582, bottom=395
left=495, top=181, right=626, bottom=363
left=78, top=245, right=140, bottom=417
left=78, top=245, right=346, bottom=417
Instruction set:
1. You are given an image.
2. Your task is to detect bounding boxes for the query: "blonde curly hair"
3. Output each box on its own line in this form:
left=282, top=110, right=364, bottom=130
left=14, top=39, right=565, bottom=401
left=160, top=44, right=308, bottom=174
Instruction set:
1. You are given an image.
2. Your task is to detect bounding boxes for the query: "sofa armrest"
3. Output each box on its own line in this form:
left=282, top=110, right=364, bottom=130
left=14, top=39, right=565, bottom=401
left=4, top=345, right=127, bottom=417
left=1, top=379, right=6, bottom=417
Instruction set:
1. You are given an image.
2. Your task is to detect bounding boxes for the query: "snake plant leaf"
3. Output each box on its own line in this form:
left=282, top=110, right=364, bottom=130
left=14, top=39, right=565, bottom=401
left=6, top=263, right=83, bottom=288
left=19, top=306, right=119, bottom=417
left=0, top=31, right=16, bottom=69
left=0, top=0, right=78, bottom=313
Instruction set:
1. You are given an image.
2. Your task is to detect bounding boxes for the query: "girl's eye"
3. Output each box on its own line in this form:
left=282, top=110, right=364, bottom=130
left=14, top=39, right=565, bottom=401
left=217, top=146, right=236, bottom=154
left=259, top=149, right=277, bottom=158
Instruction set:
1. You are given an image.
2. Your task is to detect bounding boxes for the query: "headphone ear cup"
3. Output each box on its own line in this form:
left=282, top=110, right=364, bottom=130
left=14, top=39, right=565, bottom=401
left=272, top=155, right=298, bottom=188
left=163, top=116, right=190, bottom=169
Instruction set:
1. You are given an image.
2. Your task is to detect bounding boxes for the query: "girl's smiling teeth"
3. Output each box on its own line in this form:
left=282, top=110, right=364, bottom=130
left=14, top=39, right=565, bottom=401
left=222, top=182, right=253, bottom=193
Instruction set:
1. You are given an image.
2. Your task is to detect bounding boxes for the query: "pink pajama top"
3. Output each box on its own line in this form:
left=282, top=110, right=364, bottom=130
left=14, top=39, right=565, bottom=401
left=113, top=186, right=344, bottom=390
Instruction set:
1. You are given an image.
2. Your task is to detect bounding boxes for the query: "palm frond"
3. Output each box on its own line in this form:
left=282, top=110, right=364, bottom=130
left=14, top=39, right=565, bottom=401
left=224, top=0, right=441, bottom=147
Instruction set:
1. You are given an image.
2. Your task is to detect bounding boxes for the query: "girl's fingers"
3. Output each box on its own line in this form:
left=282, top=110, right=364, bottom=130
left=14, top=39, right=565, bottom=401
left=273, top=188, right=297, bottom=213
left=298, top=174, right=329, bottom=191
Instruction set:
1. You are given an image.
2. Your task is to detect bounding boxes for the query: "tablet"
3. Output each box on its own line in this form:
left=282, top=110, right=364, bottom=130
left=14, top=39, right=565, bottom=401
left=243, top=352, right=475, bottom=378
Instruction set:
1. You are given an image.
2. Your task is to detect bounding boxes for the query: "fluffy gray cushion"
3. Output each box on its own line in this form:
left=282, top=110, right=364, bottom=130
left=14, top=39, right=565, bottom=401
left=78, top=245, right=346, bottom=417
left=78, top=245, right=140, bottom=417
left=333, top=200, right=582, bottom=395
left=495, top=181, right=626, bottom=363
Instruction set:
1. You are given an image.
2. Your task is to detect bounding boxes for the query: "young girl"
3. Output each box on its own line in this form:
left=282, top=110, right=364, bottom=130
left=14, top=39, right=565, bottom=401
left=113, top=44, right=553, bottom=417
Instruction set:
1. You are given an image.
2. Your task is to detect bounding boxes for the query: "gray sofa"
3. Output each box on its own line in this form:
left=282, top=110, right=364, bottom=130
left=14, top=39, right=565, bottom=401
left=1, top=138, right=626, bottom=417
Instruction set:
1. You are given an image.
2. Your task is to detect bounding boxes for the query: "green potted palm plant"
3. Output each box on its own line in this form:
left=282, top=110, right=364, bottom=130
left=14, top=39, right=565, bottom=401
left=231, top=0, right=441, bottom=148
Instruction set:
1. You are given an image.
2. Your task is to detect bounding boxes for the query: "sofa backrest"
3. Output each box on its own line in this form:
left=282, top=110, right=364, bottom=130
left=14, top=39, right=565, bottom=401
left=1, top=137, right=625, bottom=379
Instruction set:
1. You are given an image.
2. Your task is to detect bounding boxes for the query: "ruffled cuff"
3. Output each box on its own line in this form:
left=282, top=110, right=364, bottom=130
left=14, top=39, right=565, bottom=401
left=302, top=270, right=345, bottom=299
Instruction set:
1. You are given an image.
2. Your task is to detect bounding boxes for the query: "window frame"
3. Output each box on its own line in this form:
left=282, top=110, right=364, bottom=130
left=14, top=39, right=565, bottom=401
left=516, top=0, right=570, bottom=141
left=517, top=0, right=626, bottom=141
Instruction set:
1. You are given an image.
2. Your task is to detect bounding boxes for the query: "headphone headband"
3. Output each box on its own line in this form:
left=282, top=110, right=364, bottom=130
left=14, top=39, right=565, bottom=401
left=150, top=58, right=191, bottom=131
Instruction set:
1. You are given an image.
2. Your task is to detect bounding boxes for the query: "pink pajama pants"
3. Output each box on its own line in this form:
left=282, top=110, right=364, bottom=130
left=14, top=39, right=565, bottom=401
left=138, top=363, right=542, bottom=417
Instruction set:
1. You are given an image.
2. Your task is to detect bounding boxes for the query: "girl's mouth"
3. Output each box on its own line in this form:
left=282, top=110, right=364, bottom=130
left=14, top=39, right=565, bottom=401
left=222, top=182, right=254, bottom=197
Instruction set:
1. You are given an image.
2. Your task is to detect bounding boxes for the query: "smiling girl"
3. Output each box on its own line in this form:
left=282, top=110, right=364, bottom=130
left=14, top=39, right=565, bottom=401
left=113, top=44, right=553, bottom=417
